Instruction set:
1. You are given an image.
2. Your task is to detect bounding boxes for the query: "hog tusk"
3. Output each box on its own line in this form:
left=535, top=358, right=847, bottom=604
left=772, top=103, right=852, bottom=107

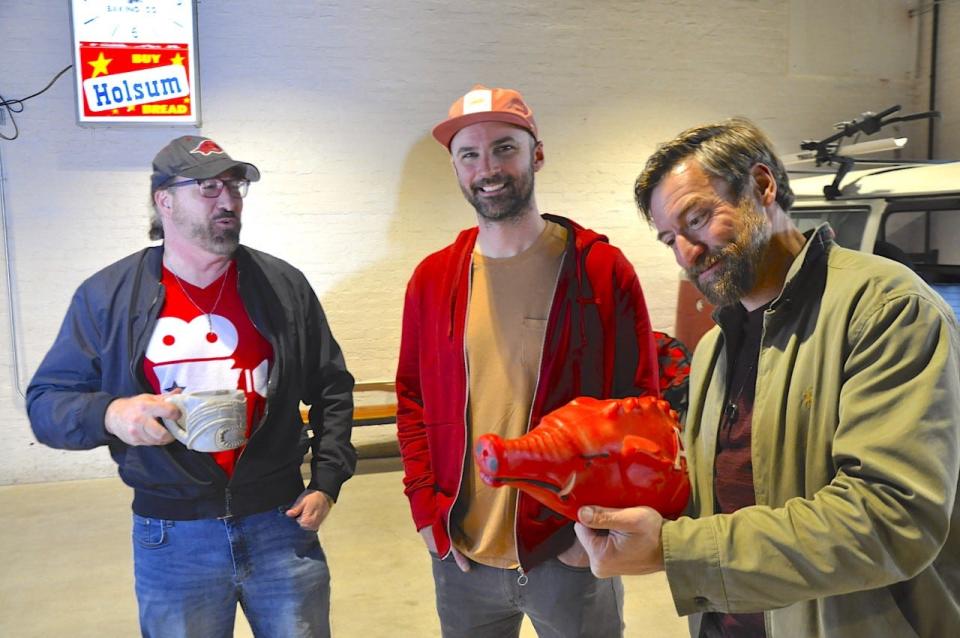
left=558, top=472, right=577, bottom=498
left=673, top=428, right=685, bottom=470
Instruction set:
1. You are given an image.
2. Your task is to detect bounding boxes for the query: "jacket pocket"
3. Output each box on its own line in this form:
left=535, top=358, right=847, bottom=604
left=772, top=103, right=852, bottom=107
left=423, top=420, right=461, bottom=496
left=120, top=446, right=214, bottom=489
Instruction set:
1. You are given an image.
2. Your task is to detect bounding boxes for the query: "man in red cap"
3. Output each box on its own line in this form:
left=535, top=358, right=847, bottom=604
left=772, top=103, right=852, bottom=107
left=27, top=136, right=356, bottom=637
left=396, top=85, right=661, bottom=636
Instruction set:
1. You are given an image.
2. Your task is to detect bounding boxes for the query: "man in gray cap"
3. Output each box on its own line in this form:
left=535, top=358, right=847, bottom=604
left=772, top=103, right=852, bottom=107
left=27, top=136, right=356, bottom=637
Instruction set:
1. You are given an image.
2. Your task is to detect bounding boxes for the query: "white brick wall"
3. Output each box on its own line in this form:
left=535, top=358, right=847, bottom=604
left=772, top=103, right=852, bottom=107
left=0, top=0, right=942, bottom=483
left=935, top=1, right=960, bottom=157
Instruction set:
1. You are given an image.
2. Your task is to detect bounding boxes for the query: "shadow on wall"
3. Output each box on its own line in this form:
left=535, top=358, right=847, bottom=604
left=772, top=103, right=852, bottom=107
left=323, top=134, right=475, bottom=381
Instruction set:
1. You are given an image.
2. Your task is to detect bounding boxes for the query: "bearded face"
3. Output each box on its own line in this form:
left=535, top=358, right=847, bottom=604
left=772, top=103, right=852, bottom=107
left=459, top=149, right=536, bottom=223
left=163, top=180, right=243, bottom=256
left=450, top=122, right=541, bottom=224
left=686, top=196, right=770, bottom=308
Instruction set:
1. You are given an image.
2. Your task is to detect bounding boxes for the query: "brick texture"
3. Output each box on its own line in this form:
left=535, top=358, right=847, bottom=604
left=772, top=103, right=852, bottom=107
left=0, top=0, right=945, bottom=482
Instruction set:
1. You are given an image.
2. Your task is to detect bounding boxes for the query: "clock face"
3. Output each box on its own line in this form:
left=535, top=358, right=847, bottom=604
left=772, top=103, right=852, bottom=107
left=72, top=0, right=194, bottom=44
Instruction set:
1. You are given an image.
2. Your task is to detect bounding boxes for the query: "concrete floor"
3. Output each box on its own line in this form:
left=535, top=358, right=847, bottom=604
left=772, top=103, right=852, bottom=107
left=0, top=427, right=689, bottom=637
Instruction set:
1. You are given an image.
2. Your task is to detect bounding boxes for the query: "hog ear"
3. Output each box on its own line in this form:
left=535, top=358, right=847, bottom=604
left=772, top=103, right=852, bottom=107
left=621, top=435, right=661, bottom=459
left=600, top=401, right=623, bottom=419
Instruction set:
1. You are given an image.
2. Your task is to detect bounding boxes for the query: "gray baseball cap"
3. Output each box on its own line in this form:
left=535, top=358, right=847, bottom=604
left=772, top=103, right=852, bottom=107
left=150, top=135, right=261, bottom=191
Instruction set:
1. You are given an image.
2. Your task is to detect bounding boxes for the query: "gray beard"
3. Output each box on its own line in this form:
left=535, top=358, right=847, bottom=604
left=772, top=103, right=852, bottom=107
left=689, top=204, right=769, bottom=307
left=207, top=229, right=240, bottom=255
left=190, top=221, right=241, bottom=256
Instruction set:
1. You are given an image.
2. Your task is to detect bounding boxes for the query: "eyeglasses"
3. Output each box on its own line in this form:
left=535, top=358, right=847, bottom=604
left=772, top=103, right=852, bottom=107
left=164, top=177, right=250, bottom=199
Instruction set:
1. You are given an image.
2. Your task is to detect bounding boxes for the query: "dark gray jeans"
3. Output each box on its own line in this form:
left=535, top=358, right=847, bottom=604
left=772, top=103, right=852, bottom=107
left=430, top=553, right=624, bottom=637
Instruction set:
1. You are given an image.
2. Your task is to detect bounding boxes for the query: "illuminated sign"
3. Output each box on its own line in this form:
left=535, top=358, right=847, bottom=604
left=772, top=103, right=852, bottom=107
left=69, top=1, right=201, bottom=125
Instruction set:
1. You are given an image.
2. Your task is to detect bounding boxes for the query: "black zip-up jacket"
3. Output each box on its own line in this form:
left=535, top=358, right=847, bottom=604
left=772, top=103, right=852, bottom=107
left=27, top=245, right=356, bottom=520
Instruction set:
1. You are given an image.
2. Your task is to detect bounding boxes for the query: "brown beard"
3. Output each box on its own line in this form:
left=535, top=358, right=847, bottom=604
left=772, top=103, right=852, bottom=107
left=687, top=198, right=769, bottom=307
left=460, top=151, right=536, bottom=223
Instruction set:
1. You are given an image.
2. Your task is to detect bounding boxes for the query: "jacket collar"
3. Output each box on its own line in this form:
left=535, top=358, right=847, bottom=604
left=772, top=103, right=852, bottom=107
left=443, top=214, right=607, bottom=336
left=145, top=243, right=253, bottom=279
left=769, top=223, right=834, bottom=312
left=713, top=223, right=834, bottom=328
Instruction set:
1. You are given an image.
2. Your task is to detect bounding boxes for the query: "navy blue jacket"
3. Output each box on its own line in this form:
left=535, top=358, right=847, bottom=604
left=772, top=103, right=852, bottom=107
left=27, top=245, right=356, bottom=520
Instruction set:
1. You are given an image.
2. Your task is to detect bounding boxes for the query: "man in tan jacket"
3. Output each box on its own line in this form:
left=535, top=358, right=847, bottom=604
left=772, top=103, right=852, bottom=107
left=576, top=118, right=960, bottom=637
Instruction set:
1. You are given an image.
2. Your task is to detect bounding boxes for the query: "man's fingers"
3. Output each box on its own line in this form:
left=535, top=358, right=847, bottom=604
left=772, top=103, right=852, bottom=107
left=106, top=395, right=182, bottom=446
left=574, top=521, right=597, bottom=549
left=143, top=420, right=174, bottom=443
left=152, top=398, right=183, bottom=420
left=297, top=514, right=319, bottom=531
left=557, top=534, right=591, bottom=568
left=573, top=523, right=613, bottom=578
left=452, top=548, right=471, bottom=572
left=574, top=522, right=612, bottom=555
left=419, top=527, right=438, bottom=553
left=286, top=501, right=304, bottom=517
left=455, top=555, right=471, bottom=572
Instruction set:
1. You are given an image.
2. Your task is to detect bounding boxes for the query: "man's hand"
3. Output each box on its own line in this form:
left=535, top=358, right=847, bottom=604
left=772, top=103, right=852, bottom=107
left=574, top=505, right=665, bottom=578
left=556, top=536, right=591, bottom=568
left=419, top=526, right=438, bottom=553
left=419, top=526, right=470, bottom=572
left=286, top=489, right=333, bottom=531
left=104, top=394, right=178, bottom=446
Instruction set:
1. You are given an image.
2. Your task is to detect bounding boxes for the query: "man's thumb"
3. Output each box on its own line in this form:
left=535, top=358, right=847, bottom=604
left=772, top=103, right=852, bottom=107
left=578, top=506, right=597, bottom=525
left=578, top=506, right=614, bottom=529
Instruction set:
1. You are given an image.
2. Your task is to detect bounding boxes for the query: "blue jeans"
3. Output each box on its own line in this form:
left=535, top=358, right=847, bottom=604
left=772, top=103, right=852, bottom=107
left=431, top=553, right=624, bottom=638
left=132, top=506, right=330, bottom=638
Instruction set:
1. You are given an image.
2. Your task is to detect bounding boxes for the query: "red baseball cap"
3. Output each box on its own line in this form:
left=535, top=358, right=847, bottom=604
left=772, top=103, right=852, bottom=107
left=432, top=85, right=538, bottom=150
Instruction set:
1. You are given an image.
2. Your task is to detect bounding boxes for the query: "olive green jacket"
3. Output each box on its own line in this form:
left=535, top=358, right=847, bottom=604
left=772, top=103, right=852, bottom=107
left=662, top=225, right=960, bottom=637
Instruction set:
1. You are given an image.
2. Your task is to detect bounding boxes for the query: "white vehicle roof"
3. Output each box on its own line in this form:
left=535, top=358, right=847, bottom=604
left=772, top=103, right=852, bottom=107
left=790, top=161, right=960, bottom=202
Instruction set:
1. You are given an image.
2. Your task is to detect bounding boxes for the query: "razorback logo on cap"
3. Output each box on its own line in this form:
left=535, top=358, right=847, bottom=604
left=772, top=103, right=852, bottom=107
left=190, top=140, right=225, bottom=156
left=504, top=97, right=531, bottom=116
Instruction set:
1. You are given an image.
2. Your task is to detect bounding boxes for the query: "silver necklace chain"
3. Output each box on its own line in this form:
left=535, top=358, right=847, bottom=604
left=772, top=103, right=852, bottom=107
left=170, top=267, right=230, bottom=332
left=723, top=360, right=756, bottom=425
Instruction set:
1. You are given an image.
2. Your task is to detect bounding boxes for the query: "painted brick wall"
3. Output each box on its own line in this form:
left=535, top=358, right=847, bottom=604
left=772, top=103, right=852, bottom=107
left=0, top=0, right=933, bottom=482
left=935, top=1, right=960, bottom=157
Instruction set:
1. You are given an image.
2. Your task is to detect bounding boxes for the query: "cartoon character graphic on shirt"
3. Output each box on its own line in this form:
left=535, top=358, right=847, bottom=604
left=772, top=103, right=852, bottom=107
left=143, top=267, right=274, bottom=471
left=145, top=312, right=269, bottom=398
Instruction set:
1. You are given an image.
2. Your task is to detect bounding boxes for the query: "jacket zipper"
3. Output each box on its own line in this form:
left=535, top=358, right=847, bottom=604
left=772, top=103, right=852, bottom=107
left=221, top=486, right=233, bottom=518
left=445, top=252, right=474, bottom=562
left=512, top=248, right=568, bottom=573
left=127, top=250, right=163, bottom=390
left=230, top=260, right=277, bottom=479
left=127, top=253, right=216, bottom=486
left=516, top=565, right=529, bottom=586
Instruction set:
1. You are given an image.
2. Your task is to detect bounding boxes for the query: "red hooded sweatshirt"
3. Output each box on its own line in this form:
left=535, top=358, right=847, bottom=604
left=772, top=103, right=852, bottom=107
left=396, top=214, right=659, bottom=570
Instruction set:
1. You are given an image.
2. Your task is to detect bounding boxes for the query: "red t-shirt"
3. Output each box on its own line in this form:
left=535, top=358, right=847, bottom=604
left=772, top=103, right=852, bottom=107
left=143, top=261, right=273, bottom=477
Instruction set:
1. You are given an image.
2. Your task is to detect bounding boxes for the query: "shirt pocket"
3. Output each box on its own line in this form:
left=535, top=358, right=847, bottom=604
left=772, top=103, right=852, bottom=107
left=520, top=318, right=548, bottom=373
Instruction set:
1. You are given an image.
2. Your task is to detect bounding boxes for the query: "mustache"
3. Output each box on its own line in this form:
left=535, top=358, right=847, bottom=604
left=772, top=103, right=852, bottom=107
left=213, top=210, right=237, bottom=221
left=689, top=251, right=723, bottom=278
left=688, top=240, right=749, bottom=277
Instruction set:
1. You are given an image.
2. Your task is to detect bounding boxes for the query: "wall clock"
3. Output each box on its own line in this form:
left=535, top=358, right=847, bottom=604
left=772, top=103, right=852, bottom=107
left=69, top=0, right=201, bottom=125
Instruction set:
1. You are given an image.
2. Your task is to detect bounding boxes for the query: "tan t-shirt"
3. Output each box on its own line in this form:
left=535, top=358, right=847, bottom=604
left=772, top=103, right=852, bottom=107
left=452, top=221, right=568, bottom=568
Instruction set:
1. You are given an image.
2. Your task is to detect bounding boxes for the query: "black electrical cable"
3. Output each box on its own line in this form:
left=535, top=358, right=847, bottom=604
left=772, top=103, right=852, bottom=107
left=0, top=64, right=73, bottom=141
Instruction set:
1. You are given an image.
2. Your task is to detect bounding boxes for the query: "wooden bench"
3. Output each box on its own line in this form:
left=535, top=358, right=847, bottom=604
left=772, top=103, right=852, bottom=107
left=300, top=380, right=397, bottom=427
